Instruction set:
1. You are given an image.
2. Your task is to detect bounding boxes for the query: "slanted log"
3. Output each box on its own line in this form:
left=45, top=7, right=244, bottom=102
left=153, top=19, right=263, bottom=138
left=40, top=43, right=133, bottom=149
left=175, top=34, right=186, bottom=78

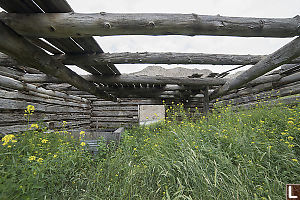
left=21, top=74, right=227, bottom=86
left=0, top=22, right=118, bottom=101
left=210, top=37, right=300, bottom=99
left=0, top=75, right=89, bottom=103
left=1, top=13, right=300, bottom=38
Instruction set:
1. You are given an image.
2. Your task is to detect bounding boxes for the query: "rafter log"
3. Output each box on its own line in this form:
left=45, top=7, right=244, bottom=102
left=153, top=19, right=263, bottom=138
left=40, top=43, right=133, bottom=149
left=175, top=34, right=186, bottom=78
left=21, top=74, right=227, bottom=86
left=0, top=22, right=118, bottom=102
left=2, top=52, right=300, bottom=67
left=0, top=13, right=299, bottom=38
left=210, top=37, right=300, bottom=99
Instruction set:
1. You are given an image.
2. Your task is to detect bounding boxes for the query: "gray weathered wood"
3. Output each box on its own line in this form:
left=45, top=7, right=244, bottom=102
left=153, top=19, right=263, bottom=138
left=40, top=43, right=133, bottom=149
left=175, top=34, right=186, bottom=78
left=21, top=74, right=227, bottom=86
left=0, top=22, right=118, bottom=101
left=0, top=98, right=90, bottom=113
left=215, top=81, right=300, bottom=105
left=1, top=13, right=300, bottom=38
left=203, top=86, right=209, bottom=114
left=56, top=52, right=300, bottom=65
left=2, top=52, right=300, bottom=66
left=0, top=112, right=89, bottom=126
left=0, top=89, right=89, bottom=108
left=229, top=95, right=300, bottom=111
left=210, top=36, right=300, bottom=99
left=0, top=74, right=89, bottom=103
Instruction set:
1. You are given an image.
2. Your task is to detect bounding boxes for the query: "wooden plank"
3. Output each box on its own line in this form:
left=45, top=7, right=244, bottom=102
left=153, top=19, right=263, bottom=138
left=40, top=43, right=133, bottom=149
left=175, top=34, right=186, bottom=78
left=33, top=0, right=120, bottom=75
left=1, top=13, right=299, bottom=38
left=0, top=22, right=118, bottom=101
left=0, top=0, right=111, bottom=76
left=211, top=36, right=300, bottom=99
left=91, top=117, right=138, bottom=122
left=91, top=106, right=138, bottom=111
left=91, top=110, right=138, bottom=117
left=27, top=38, right=63, bottom=54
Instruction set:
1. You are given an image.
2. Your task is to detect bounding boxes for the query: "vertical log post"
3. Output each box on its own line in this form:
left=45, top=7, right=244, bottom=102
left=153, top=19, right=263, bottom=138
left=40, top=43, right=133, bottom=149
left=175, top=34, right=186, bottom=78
left=203, top=86, right=210, bottom=115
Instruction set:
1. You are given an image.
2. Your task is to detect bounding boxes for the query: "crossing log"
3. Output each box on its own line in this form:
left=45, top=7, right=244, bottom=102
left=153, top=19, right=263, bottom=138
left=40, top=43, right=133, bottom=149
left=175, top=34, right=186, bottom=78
left=0, top=13, right=300, bottom=38
left=210, top=37, right=300, bottom=99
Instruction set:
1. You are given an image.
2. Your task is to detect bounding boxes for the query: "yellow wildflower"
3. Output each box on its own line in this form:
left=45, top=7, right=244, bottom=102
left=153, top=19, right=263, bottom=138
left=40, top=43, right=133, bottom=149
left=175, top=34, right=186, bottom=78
left=37, top=158, right=43, bottom=163
left=30, top=124, right=39, bottom=129
left=53, top=154, right=57, bottom=158
left=41, top=139, right=48, bottom=144
left=28, top=156, right=36, bottom=161
left=287, top=136, right=294, bottom=140
left=80, top=142, right=86, bottom=146
left=292, top=159, right=298, bottom=162
left=25, top=105, right=35, bottom=115
left=79, top=131, right=85, bottom=135
left=281, top=132, right=288, bottom=135
left=288, top=144, right=295, bottom=148
left=2, top=134, right=16, bottom=146
left=287, top=121, right=294, bottom=125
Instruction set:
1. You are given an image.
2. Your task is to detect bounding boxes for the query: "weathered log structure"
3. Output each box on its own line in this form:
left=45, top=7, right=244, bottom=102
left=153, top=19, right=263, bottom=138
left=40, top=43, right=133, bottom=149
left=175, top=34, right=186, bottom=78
left=0, top=0, right=299, bottom=135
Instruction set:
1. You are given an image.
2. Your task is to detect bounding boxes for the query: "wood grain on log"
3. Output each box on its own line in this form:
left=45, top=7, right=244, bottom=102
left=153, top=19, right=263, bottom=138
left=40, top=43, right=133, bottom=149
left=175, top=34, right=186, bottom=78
left=2, top=52, right=300, bottom=66
left=0, top=13, right=299, bottom=38
left=21, top=74, right=227, bottom=86
left=0, top=74, right=89, bottom=103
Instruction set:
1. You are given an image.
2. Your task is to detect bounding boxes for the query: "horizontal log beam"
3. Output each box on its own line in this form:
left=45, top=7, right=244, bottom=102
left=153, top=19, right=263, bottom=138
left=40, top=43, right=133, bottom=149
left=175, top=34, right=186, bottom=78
left=0, top=13, right=300, bottom=38
left=2, top=51, right=300, bottom=67
left=0, top=21, right=118, bottom=102
left=21, top=74, right=227, bottom=86
left=0, top=74, right=89, bottom=103
left=210, top=36, right=300, bottom=99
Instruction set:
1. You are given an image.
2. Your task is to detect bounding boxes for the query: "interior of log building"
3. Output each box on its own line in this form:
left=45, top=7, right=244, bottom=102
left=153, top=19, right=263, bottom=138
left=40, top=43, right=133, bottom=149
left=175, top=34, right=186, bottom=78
left=0, top=0, right=299, bottom=137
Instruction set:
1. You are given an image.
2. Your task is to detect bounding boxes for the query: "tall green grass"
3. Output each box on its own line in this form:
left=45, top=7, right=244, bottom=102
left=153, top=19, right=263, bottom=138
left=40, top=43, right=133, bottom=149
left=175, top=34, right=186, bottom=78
left=0, top=103, right=299, bottom=199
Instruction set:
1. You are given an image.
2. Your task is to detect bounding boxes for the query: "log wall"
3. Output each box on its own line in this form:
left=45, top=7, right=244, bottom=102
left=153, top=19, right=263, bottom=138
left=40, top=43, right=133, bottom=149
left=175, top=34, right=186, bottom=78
left=212, top=66, right=300, bottom=109
left=0, top=66, right=91, bottom=135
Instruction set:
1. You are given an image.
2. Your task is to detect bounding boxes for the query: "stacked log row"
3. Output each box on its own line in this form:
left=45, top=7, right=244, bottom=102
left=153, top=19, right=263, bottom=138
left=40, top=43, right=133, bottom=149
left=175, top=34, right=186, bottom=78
left=0, top=67, right=91, bottom=135
left=213, top=67, right=300, bottom=109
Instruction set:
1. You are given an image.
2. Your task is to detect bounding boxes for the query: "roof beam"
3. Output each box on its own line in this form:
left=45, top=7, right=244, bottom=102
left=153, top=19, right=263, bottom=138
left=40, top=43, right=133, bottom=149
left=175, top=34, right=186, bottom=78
left=1, top=52, right=300, bottom=67
left=210, top=36, right=300, bottom=99
left=21, top=74, right=227, bottom=86
left=0, top=21, right=118, bottom=102
left=0, top=13, right=299, bottom=38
